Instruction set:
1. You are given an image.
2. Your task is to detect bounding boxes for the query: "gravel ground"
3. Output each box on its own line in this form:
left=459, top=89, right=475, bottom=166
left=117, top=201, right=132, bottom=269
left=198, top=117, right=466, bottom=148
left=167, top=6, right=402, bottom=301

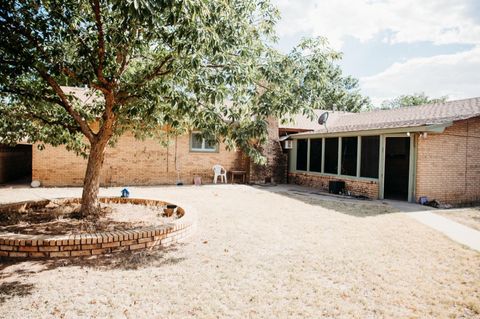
left=0, top=185, right=479, bottom=319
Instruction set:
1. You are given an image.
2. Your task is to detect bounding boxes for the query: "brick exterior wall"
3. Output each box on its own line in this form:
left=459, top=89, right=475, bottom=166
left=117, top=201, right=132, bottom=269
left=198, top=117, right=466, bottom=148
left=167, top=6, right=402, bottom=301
left=32, top=133, right=247, bottom=186
left=248, top=117, right=288, bottom=184
left=288, top=172, right=379, bottom=199
left=416, top=117, right=480, bottom=204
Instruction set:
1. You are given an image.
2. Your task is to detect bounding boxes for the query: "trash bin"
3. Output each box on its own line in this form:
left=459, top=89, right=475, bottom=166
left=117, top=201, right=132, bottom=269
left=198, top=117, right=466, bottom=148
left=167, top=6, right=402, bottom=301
left=194, top=176, right=202, bottom=186
left=329, top=181, right=345, bottom=195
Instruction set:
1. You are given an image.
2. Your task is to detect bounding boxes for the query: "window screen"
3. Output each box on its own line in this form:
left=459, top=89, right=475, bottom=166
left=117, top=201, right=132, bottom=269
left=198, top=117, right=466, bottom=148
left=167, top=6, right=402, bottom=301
left=296, top=139, right=308, bottom=171
left=191, top=133, right=204, bottom=149
left=360, top=136, right=380, bottom=178
left=309, top=139, right=322, bottom=172
left=204, top=139, right=216, bottom=150
left=341, top=137, right=357, bottom=176
left=190, top=132, right=217, bottom=152
left=324, top=138, right=338, bottom=174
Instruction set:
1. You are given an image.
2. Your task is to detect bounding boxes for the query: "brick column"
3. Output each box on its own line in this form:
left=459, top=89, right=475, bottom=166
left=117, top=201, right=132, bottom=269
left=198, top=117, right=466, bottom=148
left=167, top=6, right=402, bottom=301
left=248, top=117, right=287, bottom=184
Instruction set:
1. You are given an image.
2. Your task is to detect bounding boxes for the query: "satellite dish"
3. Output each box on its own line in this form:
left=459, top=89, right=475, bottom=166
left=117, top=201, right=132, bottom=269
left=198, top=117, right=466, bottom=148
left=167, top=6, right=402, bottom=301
left=318, top=112, right=329, bottom=125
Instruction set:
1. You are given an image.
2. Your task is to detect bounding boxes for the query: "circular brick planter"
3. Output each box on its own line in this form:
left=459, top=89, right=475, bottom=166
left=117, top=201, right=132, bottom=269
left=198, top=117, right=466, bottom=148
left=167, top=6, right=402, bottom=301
left=0, top=197, right=195, bottom=258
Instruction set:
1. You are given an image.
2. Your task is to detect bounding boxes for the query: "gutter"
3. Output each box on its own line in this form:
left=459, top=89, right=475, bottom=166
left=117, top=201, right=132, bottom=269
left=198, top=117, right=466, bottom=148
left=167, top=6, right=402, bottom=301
left=287, top=122, right=452, bottom=139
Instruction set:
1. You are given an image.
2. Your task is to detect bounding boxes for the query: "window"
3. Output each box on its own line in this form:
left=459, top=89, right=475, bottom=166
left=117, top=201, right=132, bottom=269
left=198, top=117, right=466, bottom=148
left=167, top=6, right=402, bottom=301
left=296, top=139, right=308, bottom=171
left=360, top=136, right=380, bottom=178
left=309, top=139, right=322, bottom=172
left=341, top=137, right=357, bottom=176
left=324, top=137, right=338, bottom=174
left=190, top=132, right=218, bottom=152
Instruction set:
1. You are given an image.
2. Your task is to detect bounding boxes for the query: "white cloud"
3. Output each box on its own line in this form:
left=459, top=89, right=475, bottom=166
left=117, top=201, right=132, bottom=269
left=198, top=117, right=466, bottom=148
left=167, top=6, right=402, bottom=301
left=272, top=0, right=480, bottom=105
left=360, top=46, right=480, bottom=106
left=273, top=0, right=480, bottom=49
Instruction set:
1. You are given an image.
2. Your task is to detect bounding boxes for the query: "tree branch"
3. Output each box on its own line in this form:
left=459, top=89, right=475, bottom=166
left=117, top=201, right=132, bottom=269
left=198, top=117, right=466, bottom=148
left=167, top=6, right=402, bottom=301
left=116, top=55, right=173, bottom=100
left=2, top=10, right=96, bottom=142
left=0, top=87, right=63, bottom=106
left=140, top=55, right=174, bottom=84
left=204, top=64, right=227, bottom=68
left=115, top=51, right=129, bottom=80
left=255, top=81, right=271, bottom=91
left=35, top=67, right=96, bottom=142
left=90, top=0, right=108, bottom=86
left=25, top=110, right=81, bottom=135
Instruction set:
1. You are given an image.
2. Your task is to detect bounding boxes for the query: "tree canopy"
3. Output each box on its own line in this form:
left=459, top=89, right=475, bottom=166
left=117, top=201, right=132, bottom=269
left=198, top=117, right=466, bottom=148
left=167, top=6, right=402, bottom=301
left=380, top=92, right=448, bottom=109
left=0, top=0, right=369, bottom=215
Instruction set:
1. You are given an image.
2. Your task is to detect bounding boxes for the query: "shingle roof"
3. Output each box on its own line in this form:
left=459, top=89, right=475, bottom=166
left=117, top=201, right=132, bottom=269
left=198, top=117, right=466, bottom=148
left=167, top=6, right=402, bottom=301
left=279, top=110, right=351, bottom=131
left=295, top=97, right=480, bottom=135
left=58, top=88, right=480, bottom=135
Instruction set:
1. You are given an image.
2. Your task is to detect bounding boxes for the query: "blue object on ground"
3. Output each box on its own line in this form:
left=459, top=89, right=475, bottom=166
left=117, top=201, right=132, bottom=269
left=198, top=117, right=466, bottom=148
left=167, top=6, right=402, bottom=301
left=419, top=196, right=428, bottom=205
left=121, top=188, right=130, bottom=198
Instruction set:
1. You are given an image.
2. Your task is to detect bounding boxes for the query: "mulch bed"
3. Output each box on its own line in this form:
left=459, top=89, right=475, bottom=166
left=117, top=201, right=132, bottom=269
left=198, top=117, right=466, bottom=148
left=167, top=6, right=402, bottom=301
left=0, top=199, right=177, bottom=236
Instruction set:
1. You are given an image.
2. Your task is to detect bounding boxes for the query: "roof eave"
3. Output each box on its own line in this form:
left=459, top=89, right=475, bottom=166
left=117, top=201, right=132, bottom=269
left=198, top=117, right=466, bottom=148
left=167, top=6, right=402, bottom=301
left=288, top=122, right=452, bottom=139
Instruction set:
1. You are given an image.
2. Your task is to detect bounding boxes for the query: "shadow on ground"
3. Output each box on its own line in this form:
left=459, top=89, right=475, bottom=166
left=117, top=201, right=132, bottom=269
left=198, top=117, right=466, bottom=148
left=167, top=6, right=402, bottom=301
left=271, top=189, right=400, bottom=217
left=0, top=280, right=35, bottom=303
left=0, top=245, right=186, bottom=274
left=0, top=245, right=186, bottom=303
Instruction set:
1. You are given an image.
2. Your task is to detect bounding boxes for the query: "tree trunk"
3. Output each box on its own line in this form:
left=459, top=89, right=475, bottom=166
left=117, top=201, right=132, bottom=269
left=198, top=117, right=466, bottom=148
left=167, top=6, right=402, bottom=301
left=80, top=89, right=115, bottom=218
left=80, top=139, right=108, bottom=217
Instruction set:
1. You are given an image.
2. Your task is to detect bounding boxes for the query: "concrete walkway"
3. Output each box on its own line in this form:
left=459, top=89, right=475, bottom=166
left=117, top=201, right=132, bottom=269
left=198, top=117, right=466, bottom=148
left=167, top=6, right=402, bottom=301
left=406, top=211, right=480, bottom=252
left=385, top=199, right=480, bottom=252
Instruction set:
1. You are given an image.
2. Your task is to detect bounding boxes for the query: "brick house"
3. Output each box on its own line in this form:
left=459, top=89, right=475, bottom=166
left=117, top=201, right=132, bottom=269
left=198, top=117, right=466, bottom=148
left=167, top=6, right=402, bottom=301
left=0, top=87, right=272, bottom=186
left=0, top=128, right=258, bottom=186
left=286, top=98, right=480, bottom=205
left=32, top=132, right=251, bottom=186
left=1, top=132, right=254, bottom=187
left=2, top=93, right=479, bottom=205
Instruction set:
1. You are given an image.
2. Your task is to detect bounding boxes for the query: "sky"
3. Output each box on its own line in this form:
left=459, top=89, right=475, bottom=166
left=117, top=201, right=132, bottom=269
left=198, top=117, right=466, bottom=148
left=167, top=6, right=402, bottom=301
left=271, top=0, right=480, bottom=107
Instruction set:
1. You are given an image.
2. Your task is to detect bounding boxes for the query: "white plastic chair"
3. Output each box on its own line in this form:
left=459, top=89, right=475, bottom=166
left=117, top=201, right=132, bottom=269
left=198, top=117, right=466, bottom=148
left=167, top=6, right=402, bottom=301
left=213, top=165, right=227, bottom=184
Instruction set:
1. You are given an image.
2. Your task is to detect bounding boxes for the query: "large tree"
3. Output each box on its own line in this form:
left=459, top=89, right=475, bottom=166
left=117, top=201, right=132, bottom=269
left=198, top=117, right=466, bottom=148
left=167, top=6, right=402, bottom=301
left=381, top=92, right=448, bottom=109
left=0, top=0, right=367, bottom=217
left=258, top=38, right=370, bottom=115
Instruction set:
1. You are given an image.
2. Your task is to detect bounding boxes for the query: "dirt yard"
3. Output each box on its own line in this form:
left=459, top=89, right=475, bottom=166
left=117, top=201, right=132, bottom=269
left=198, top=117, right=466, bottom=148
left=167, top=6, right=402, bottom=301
left=1, top=185, right=479, bottom=318
left=0, top=200, right=177, bottom=235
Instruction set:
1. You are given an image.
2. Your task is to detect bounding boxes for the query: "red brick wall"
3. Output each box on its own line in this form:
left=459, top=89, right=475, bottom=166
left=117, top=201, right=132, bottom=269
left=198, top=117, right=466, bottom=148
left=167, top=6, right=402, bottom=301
left=32, top=133, right=247, bottom=186
left=288, top=172, right=379, bottom=199
left=416, top=117, right=480, bottom=204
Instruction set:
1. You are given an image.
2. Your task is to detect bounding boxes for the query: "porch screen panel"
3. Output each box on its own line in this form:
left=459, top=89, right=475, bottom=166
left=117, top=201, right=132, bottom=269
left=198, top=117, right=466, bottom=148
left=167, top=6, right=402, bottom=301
left=341, top=137, right=357, bottom=176
left=324, top=137, right=338, bottom=174
left=309, top=139, right=322, bottom=172
left=296, top=139, right=308, bottom=171
left=360, top=136, right=380, bottom=178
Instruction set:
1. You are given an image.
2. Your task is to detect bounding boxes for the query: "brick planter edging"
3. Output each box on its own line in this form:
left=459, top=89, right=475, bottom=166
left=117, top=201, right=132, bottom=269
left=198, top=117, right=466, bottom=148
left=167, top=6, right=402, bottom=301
left=0, top=197, right=195, bottom=258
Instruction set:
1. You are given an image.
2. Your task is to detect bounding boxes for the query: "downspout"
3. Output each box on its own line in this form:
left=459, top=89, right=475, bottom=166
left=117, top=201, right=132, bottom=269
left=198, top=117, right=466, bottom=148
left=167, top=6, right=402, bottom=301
left=166, top=134, right=169, bottom=173
left=464, top=120, right=469, bottom=196
left=175, top=135, right=181, bottom=184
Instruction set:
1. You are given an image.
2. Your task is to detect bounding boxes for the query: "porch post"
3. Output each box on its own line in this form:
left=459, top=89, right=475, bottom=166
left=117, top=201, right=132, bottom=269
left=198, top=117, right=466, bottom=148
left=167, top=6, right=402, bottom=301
left=408, top=134, right=417, bottom=202
left=356, top=136, right=361, bottom=177
left=306, top=138, right=311, bottom=172
left=379, top=135, right=385, bottom=199
left=321, top=137, right=325, bottom=173
left=337, top=137, right=342, bottom=175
